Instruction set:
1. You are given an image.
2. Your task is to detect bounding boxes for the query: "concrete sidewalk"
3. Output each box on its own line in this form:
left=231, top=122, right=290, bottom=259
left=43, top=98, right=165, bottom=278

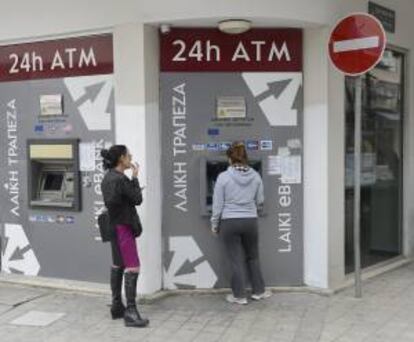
left=1, top=263, right=414, bottom=342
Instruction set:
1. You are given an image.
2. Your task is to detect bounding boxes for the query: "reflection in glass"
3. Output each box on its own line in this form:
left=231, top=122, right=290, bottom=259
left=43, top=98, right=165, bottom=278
left=345, top=49, right=404, bottom=273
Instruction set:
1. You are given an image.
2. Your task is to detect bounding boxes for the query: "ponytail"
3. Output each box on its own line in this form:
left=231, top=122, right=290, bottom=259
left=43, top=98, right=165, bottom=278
left=100, top=145, right=127, bottom=170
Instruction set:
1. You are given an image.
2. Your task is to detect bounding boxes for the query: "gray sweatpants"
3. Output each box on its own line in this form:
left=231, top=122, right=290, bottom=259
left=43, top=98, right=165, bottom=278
left=220, top=218, right=265, bottom=298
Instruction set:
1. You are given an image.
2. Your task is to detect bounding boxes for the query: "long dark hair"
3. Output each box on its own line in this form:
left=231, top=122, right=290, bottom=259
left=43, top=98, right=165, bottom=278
left=100, top=145, right=128, bottom=170
left=226, top=142, right=248, bottom=165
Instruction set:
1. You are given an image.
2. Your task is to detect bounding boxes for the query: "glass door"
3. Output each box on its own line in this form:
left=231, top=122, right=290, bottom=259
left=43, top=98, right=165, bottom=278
left=345, top=48, right=404, bottom=273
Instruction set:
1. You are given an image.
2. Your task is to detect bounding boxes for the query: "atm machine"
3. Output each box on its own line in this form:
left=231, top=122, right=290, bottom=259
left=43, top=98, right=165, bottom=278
left=200, top=157, right=264, bottom=216
left=160, top=71, right=304, bottom=288
left=27, top=139, right=81, bottom=211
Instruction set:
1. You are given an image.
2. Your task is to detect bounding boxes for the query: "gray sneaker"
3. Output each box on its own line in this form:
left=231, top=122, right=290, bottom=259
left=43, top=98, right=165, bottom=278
left=226, top=294, right=248, bottom=305
left=251, top=290, right=272, bottom=301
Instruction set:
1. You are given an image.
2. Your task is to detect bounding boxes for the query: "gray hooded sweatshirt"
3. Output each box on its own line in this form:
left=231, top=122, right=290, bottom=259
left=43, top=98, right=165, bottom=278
left=210, top=166, right=264, bottom=229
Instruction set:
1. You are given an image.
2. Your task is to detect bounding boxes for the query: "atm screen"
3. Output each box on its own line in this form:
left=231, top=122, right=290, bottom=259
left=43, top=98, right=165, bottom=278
left=206, top=160, right=262, bottom=206
left=43, top=173, right=64, bottom=191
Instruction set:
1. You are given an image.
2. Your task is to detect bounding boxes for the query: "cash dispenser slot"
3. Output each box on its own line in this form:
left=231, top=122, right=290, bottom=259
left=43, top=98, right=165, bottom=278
left=28, top=139, right=81, bottom=211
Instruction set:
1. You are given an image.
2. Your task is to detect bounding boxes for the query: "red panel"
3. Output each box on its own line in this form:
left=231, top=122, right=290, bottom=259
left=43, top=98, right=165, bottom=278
left=0, top=34, right=113, bottom=82
left=328, top=14, right=386, bottom=76
left=160, top=28, right=302, bottom=72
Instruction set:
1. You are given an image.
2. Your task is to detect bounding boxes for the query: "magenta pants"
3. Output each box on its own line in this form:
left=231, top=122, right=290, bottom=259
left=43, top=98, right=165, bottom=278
left=115, top=224, right=140, bottom=268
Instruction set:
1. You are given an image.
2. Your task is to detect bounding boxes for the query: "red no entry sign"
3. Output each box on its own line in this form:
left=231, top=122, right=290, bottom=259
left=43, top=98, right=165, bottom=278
left=328, top=13, right=386, bottom=76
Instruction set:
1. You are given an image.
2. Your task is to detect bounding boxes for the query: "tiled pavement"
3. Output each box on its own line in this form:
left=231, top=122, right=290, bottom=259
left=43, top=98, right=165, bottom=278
left=1, top=263, right=414, bottom=342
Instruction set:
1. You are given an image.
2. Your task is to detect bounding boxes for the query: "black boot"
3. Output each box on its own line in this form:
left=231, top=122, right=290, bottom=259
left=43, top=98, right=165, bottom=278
left=124, top=272, right=149, bottom=327
left=110, top=267, right=125, bottom=319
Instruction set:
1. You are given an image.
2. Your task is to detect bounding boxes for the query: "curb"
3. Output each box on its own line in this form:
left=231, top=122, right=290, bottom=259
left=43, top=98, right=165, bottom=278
left=1, top=258, right=410, bottom=303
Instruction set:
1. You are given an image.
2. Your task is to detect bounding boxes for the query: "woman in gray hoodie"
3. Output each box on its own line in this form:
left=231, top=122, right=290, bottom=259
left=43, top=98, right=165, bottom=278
left=211, top=142, right=271, bottom=304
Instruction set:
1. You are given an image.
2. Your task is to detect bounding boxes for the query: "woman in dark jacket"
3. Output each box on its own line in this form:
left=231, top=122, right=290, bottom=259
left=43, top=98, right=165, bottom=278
left=100, top=145, right=149, bottom=328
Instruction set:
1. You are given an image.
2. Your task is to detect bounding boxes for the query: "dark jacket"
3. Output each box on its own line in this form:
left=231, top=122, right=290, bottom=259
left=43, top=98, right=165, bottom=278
left=101, top=169, right=143, bottom=239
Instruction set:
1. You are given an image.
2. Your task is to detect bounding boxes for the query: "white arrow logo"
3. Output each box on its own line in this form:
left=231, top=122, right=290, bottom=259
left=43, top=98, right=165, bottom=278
left=242, top=72, right=302, bottom=126
left=1, top=223, right=40, bottom=275
left=163, top=236, right=217, bottom=289
left=64, top=74, right=113, bottom=131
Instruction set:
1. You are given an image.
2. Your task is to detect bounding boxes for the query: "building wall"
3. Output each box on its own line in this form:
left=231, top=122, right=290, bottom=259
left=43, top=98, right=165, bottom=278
left=0, top=0, right=344, bottom=43
left=0, top=0, right=413, bottom=293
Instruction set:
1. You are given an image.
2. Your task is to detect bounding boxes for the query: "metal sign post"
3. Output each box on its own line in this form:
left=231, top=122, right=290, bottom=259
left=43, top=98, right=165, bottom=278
left=328, top=13, right=386, bottom=298
left=354, top=76, right=362, bottom=298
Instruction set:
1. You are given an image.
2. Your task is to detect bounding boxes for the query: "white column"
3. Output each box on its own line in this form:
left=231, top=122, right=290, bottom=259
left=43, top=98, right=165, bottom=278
left=113, top=23, right=162, bottom=294
left=327, top=44, right=346, bottom=289
left=303, top=28, right=329, bottom=288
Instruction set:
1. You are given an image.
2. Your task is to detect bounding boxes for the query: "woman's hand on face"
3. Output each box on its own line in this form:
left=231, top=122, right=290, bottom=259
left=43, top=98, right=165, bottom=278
left=131, top=162, right=139, bottom=178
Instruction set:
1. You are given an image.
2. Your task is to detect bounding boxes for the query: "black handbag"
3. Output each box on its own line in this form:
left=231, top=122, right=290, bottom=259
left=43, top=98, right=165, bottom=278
left=131, top=213, right=143, bottom=237
left=97, top=210, right=112, bottom=242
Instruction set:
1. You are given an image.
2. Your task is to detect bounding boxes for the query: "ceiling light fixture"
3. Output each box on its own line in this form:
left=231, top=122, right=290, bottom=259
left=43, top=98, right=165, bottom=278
left=218, top=19, right=252, bottom=34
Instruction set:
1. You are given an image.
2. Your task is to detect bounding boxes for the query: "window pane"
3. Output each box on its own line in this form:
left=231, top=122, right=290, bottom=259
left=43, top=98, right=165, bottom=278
left=345, top=49, right=404, bottom=273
